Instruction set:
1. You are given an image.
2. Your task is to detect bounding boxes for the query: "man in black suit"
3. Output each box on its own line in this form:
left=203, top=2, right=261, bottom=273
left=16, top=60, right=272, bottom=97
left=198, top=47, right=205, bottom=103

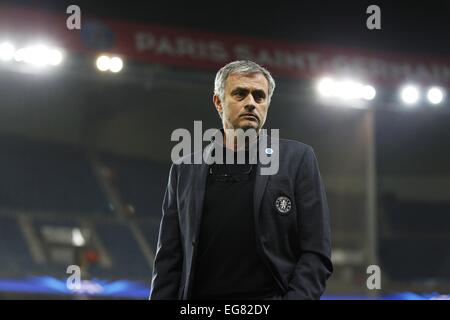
left=150, top=60, right=332, bottom=300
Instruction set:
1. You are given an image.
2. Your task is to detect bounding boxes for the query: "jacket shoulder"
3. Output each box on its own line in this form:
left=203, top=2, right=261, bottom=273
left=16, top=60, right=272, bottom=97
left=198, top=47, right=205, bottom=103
left=278, top=138, right=313, bottom=154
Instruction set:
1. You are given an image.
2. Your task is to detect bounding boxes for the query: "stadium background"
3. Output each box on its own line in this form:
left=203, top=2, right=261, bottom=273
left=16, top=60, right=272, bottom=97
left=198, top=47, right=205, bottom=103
left=0, top=1, right=449, bottom=299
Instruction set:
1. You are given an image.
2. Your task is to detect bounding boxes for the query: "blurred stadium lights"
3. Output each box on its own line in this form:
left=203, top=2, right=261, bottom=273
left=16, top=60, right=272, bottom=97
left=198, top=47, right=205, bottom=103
left=427, top=86, right=445, bottom=105
left=400, top=84, right=446, bottom=106
left=318, top=77, right=448, bottom=109
left=14, top=45, right=63, bottom=67
left=0, top=42, right=15, bottom=61
left=317, top=77, right=376, bottom=102
left=95, top=55, right=124, bottom=73
left=400, top=85, right=420, bottom=106
left=71, top=228, right=86, bottom=247
left=110, top=57, right=124, bottom=73
left=0, top=41, right=63, bottom=67
left=96, top=55, right=110, bottom=71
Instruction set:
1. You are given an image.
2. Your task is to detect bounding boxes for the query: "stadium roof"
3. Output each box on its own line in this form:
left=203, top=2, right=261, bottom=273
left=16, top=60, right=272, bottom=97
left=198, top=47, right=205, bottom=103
left=3, top=0, right=450, bottom=56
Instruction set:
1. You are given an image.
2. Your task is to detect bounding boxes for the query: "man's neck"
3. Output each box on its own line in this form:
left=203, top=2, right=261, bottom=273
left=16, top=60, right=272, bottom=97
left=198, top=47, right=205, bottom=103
left=223, top=128, right=260, bottom=152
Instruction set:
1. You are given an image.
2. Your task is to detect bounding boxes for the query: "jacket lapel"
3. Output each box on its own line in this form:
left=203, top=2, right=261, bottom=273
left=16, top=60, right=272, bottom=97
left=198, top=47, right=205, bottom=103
left=253, top=167, right=269, bottom=222
left=186, top=157, right=208, bottom=299
left=253, top=131, right=270, bottom=222
left=192, top=143, right=213, bottom=244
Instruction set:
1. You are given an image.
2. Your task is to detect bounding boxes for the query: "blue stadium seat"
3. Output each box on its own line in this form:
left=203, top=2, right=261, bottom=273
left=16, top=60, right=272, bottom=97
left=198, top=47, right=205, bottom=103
left=0, top=216, right=35, bottom=276
left=0, top=135, right=110, bottom=215
left=99, top=153, right=169, bottom=218
left=94, top=220, right=151, bottom=281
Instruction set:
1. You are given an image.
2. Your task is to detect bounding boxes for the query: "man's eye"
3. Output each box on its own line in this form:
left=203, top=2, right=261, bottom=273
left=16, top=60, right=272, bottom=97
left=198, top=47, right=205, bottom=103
left=253, top=93, right=265, bottom=102
left=235, top=91, right=246, bottom=98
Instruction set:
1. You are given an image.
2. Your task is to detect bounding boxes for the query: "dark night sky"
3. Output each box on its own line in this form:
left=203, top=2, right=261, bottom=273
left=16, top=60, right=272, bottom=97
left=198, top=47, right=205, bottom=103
left=2, top=0, right=450, bottom=56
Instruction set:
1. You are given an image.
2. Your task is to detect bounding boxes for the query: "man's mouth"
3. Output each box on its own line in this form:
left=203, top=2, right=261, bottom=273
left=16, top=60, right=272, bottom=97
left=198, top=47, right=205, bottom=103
left=240, top=113, right=258, bottom=121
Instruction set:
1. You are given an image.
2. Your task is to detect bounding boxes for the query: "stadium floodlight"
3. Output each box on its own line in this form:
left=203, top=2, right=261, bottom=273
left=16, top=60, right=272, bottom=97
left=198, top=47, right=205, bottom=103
left=340, top=80, right=375, bottom=100
left=317, top=77, right=376, bottom=102
left=48, top=49, right=63, bottom=66
left=26, top=45, right=51, bottom=66
left=339, top=80, right=362, bottom=100
left=109, top=56, right=123, bottom=73
left=317, top=77, right=335, bottom=97
left=400, top=85, right=420, bottom=105
left=72, top=228, right=86, bottom=247
left=362, top=85, right=376, bottom=100
left=0, top=42, right=15, bottom=61
left=12, top=44, right=63, bottom=67
left=14, top=47, right=26, bottom=62
left=427, top=87, right=445, bottom=105
left=96, top=55, right=111, bottom=71
left=96, top=55, right=124, bottom=73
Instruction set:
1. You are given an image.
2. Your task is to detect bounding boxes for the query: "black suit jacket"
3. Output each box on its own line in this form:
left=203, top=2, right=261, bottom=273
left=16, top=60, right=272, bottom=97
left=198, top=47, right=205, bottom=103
left=150, top=135, right=333, bottom=300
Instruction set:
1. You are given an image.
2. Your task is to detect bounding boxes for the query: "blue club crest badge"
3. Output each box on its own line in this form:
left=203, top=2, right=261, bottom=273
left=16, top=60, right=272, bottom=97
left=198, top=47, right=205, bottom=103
left=275, top=196, right=292, bottom=215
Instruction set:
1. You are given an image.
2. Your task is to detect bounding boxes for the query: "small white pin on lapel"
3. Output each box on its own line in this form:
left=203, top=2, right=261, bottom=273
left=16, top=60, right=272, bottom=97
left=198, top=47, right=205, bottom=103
left=265, top=148, right=273, bottom=155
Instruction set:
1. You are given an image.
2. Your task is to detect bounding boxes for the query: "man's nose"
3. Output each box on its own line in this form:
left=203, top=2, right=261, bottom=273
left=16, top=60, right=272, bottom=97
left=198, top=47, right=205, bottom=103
left=243, top=94, right=256, bottom=111
left=244, top=104, right=256, bottom=112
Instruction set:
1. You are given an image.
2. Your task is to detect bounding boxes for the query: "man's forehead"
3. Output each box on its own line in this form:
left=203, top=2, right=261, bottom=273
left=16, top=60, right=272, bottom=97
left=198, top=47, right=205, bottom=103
left=226, top=73, right=268, bottom=90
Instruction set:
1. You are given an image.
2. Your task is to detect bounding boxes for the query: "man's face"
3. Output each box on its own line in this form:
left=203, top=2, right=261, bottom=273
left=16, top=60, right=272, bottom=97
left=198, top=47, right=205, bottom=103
left=214, top=72, right=270, bottom=133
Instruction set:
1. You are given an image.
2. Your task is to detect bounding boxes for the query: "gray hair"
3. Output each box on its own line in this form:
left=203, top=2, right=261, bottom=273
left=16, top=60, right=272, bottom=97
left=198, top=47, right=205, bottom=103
left=214, top=60, right=276, bottom=104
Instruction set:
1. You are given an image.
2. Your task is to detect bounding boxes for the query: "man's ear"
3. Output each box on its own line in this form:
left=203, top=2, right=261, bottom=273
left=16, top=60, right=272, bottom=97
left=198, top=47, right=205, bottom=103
left=213, top=94, right=223, bottom=118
